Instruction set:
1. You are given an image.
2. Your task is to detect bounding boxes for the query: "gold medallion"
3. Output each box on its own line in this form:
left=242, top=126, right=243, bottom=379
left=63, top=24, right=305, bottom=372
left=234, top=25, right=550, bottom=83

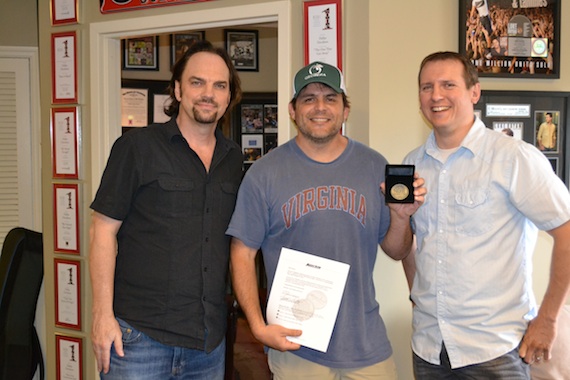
left=390, top=183, right=410, bottom=201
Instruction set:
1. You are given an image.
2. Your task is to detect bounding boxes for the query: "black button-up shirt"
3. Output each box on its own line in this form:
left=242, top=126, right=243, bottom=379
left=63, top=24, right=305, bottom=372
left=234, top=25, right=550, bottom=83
left=91, top=118, right=242, bottom=351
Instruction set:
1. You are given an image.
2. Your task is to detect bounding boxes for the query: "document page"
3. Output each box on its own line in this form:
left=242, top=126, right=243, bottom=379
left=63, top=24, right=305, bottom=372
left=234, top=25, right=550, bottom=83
left=266, top=247, right=350, bottom=352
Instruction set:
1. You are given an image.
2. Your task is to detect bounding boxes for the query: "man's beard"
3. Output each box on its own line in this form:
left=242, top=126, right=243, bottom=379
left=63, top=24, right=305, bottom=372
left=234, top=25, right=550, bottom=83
left=192, top=106, right=218, bottom=124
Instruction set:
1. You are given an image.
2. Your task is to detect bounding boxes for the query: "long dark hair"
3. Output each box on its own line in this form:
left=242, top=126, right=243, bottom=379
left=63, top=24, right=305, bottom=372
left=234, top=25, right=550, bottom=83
left=164, top=40, right=242, bottom=124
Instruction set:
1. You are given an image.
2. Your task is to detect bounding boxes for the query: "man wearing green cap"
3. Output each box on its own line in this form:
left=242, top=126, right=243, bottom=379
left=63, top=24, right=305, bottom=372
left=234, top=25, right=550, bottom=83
left=227, top=61, right=426, bottom=379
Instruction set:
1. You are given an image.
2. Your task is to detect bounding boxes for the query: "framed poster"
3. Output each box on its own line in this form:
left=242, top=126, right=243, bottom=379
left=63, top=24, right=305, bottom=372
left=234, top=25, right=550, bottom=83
left=51, top=0, right=78, bottom=25
left=55, top=259, right=81, bottom=330
left=51, top=107, right=79, bottom=179
left=171, top=32, right=204, bottom=66
left=56, top=335, right=83, bottom=380
left=123, top=36, right=159, bottom=70
left=304, top=0, right=343, bottom=70
left=225, top=30, right=259, bottom=71
left=478, top=90, right=568, bottom=185
left=53, top=183, right=80, bottom=254
left=459, top=0, right=560, bottom=78
left=51, top=31, right=78, bottom=104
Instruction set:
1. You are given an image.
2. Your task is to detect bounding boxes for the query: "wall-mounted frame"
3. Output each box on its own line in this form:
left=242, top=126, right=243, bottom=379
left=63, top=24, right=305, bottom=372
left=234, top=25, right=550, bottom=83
left=459, top=0, right=560, bottom=78
left=231, top=92, right=278, bottom=171
left=225, top=29, right=259, bottom=71
left=171, top=32, right=204, bottom=67
left=477, top=90, right=568, bottom=186
left=51, top=31, right=78, bottom=104
left=53, top=183, right=80, bottom=254
left=123, top=36, right=159, bottom=70
left=51, top=107, right=79, bottom=179
left=120, top=79, right=170, bottom=133
left=54, top=259, right=81, bottom=330
left=56, top=335, right=83, bottom=380
left=304, top=0, right=343, bottom=70
left=51, top=0, right=78, bottom=25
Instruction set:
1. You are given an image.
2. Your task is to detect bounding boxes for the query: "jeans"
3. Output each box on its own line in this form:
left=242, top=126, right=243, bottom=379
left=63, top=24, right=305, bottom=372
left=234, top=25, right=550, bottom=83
left=101, top=318, right=225, bottom=380
left=413, top=343, right=530, bottom=379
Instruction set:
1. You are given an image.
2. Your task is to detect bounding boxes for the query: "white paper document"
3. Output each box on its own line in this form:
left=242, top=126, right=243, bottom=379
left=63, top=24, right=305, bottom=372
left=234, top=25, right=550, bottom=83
left=266, top=247, right=350, bottom=352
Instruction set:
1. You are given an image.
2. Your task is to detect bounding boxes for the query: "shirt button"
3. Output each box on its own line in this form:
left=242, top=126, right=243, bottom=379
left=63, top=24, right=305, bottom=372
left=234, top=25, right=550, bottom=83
left=203, top=267, right=208, bottom=272
left=440, top=199, right=445, bottom=203
left=205, top=237, right=209, bottom=242
left=438, top=290, right=443, bottom=295
left=438, top=260, right=443, bottom=264
left=203, top=296, right=206, bottom=301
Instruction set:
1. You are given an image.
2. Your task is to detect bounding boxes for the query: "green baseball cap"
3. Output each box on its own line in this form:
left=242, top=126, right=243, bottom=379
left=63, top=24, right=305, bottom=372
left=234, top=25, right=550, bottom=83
left=293, top=61, right=346, bottom=98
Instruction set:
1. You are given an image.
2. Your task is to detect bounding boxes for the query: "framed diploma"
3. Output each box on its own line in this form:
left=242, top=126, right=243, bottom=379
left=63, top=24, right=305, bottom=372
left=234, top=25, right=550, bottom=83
left=55, top=259, right=82, bottom=330
left=459, top=0, right=560, bottom=78
left=53, top=183, right=80, bottom=254
left=51, top=31, right=78, bottom=104
left=51, top=107, right=79, bottom=179
left=304, top=0, right=343, bottom=70
left=51, top=0, right=78, bottom=25
left=56, top=335, right=83, bottom=380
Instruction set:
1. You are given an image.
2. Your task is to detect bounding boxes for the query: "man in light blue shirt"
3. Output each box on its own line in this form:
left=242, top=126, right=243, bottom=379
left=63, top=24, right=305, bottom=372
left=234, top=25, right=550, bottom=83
left=404, top=51, right=570, bottom=379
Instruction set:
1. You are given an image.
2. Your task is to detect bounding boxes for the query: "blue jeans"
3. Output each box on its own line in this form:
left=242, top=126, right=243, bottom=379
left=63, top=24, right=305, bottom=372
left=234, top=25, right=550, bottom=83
left=101, top=318, right=225, bottom=380
left=413, top=343, right=530, bottom=379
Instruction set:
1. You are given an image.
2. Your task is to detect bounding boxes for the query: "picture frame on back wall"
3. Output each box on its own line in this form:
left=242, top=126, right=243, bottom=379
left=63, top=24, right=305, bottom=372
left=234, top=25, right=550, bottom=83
left=170, top=32, right=205, bottom=67
left=123, top=36, right=159, bottom=70
left=225, top=29, right=259, bottom=71
left=459, top=0, right=560, bottom=78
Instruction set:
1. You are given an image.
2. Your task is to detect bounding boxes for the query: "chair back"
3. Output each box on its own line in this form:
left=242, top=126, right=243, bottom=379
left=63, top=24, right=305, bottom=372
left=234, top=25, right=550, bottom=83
left=0, top=227, right=44, bottom=380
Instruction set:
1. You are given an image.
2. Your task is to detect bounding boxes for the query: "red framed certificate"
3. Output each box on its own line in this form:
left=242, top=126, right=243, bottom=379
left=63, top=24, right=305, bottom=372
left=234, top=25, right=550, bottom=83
left=54, top=259, right=82, bottom=330
left=53, top=183, right=80, bottom=254
left=51, top=107, right=79, bottom=179
left=56, top=334, right=83, bottom=380
left=304, top=0, right=343, bottom=70
left=51, top=31, right=78, bottom=104
left=51, top=0, right=78, bottom=25
left=101, top=0, right=212, bottom=14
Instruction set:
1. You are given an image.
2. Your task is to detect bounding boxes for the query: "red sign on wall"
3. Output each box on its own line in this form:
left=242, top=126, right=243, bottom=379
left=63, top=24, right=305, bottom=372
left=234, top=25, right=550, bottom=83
left=100, top=0, right=212, bottom=14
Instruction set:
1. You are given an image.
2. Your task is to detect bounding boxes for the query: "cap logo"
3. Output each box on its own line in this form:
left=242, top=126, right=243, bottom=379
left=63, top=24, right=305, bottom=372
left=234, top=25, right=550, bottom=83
left=305, top=63, right=326, bottom=80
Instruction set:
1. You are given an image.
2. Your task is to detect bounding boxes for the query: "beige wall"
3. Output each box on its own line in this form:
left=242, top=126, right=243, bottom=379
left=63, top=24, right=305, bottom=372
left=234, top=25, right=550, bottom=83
left=28, top=0, right=570, bottom=379
left=0, top=0, right=37, bottom=47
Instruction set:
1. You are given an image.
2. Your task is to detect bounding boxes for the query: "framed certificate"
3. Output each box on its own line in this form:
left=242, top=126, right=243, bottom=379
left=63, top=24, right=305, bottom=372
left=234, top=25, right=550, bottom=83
left=55, top=259, right=82, bottom=330
left=53, top=183, right=80, bottom=254
left=51, top=107, right=79, bottom=179
left=51, top=0, right=78, bottom=25
left=304, top=0, right=343, bottom=70
left=56, top=334, right=83, bottom=380
left=51, top=31, right=78, bottom=103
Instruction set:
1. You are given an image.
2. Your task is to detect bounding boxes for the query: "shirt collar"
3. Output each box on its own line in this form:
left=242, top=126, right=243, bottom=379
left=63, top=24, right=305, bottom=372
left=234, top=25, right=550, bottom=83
left=422, top=117, right=486, bottom=162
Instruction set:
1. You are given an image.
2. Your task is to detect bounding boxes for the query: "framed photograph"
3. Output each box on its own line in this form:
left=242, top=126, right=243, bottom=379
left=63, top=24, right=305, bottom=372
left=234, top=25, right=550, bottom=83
left=241, top=104, right=263, bottom=133
left=242, top=134, right=263, bottom=163
left=123, top=36, right=159, bottom=70
left=534, top=110, right=559, bottom=153
left=225, top=30, right=259, bottom=71
left=459, top=0, right=560, bottom=78
left=56, top=335, right=83, bottom=380
left=54, top=259, right=81, bottom=330
left=304, top=0, right=343, bottom=70
left=51, top=0, right=78, bottom=25
left=264, top=104, right=278, bottom=133
left=51, top=107, right=79, bottom=179
left=51, top=31, right=78, bottom=104
left=492, top=121, right=523, bottom=140
left=53, top=183, right=80, bottom=254
left=171, top=32, right=204, bottom=66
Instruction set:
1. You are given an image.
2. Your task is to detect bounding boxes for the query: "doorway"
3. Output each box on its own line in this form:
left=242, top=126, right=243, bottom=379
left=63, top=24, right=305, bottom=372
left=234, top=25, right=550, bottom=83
left=89, top=1, right=292, bottom=188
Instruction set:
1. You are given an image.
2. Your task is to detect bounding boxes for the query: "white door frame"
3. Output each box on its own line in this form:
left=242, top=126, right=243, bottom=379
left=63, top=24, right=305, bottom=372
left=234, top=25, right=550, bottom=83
left=89, top=1, right=292, bottom=192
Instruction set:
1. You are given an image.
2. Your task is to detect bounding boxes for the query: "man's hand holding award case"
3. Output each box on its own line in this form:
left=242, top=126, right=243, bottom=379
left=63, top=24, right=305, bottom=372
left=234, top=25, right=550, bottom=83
left=385, top=164, right=415, bottom=203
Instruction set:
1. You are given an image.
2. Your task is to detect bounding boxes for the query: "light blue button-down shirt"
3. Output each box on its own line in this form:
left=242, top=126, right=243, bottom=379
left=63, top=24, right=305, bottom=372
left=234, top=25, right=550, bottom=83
left=404, top=118, right=570, bottom=369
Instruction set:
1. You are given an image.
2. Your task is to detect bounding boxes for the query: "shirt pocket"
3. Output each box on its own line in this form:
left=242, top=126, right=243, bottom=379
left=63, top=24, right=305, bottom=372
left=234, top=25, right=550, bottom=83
left=157, top=177, right=199, bottom=216
left=219, top=182, right=239, bottom=216
left=453, top=188, right=492, bottom=236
